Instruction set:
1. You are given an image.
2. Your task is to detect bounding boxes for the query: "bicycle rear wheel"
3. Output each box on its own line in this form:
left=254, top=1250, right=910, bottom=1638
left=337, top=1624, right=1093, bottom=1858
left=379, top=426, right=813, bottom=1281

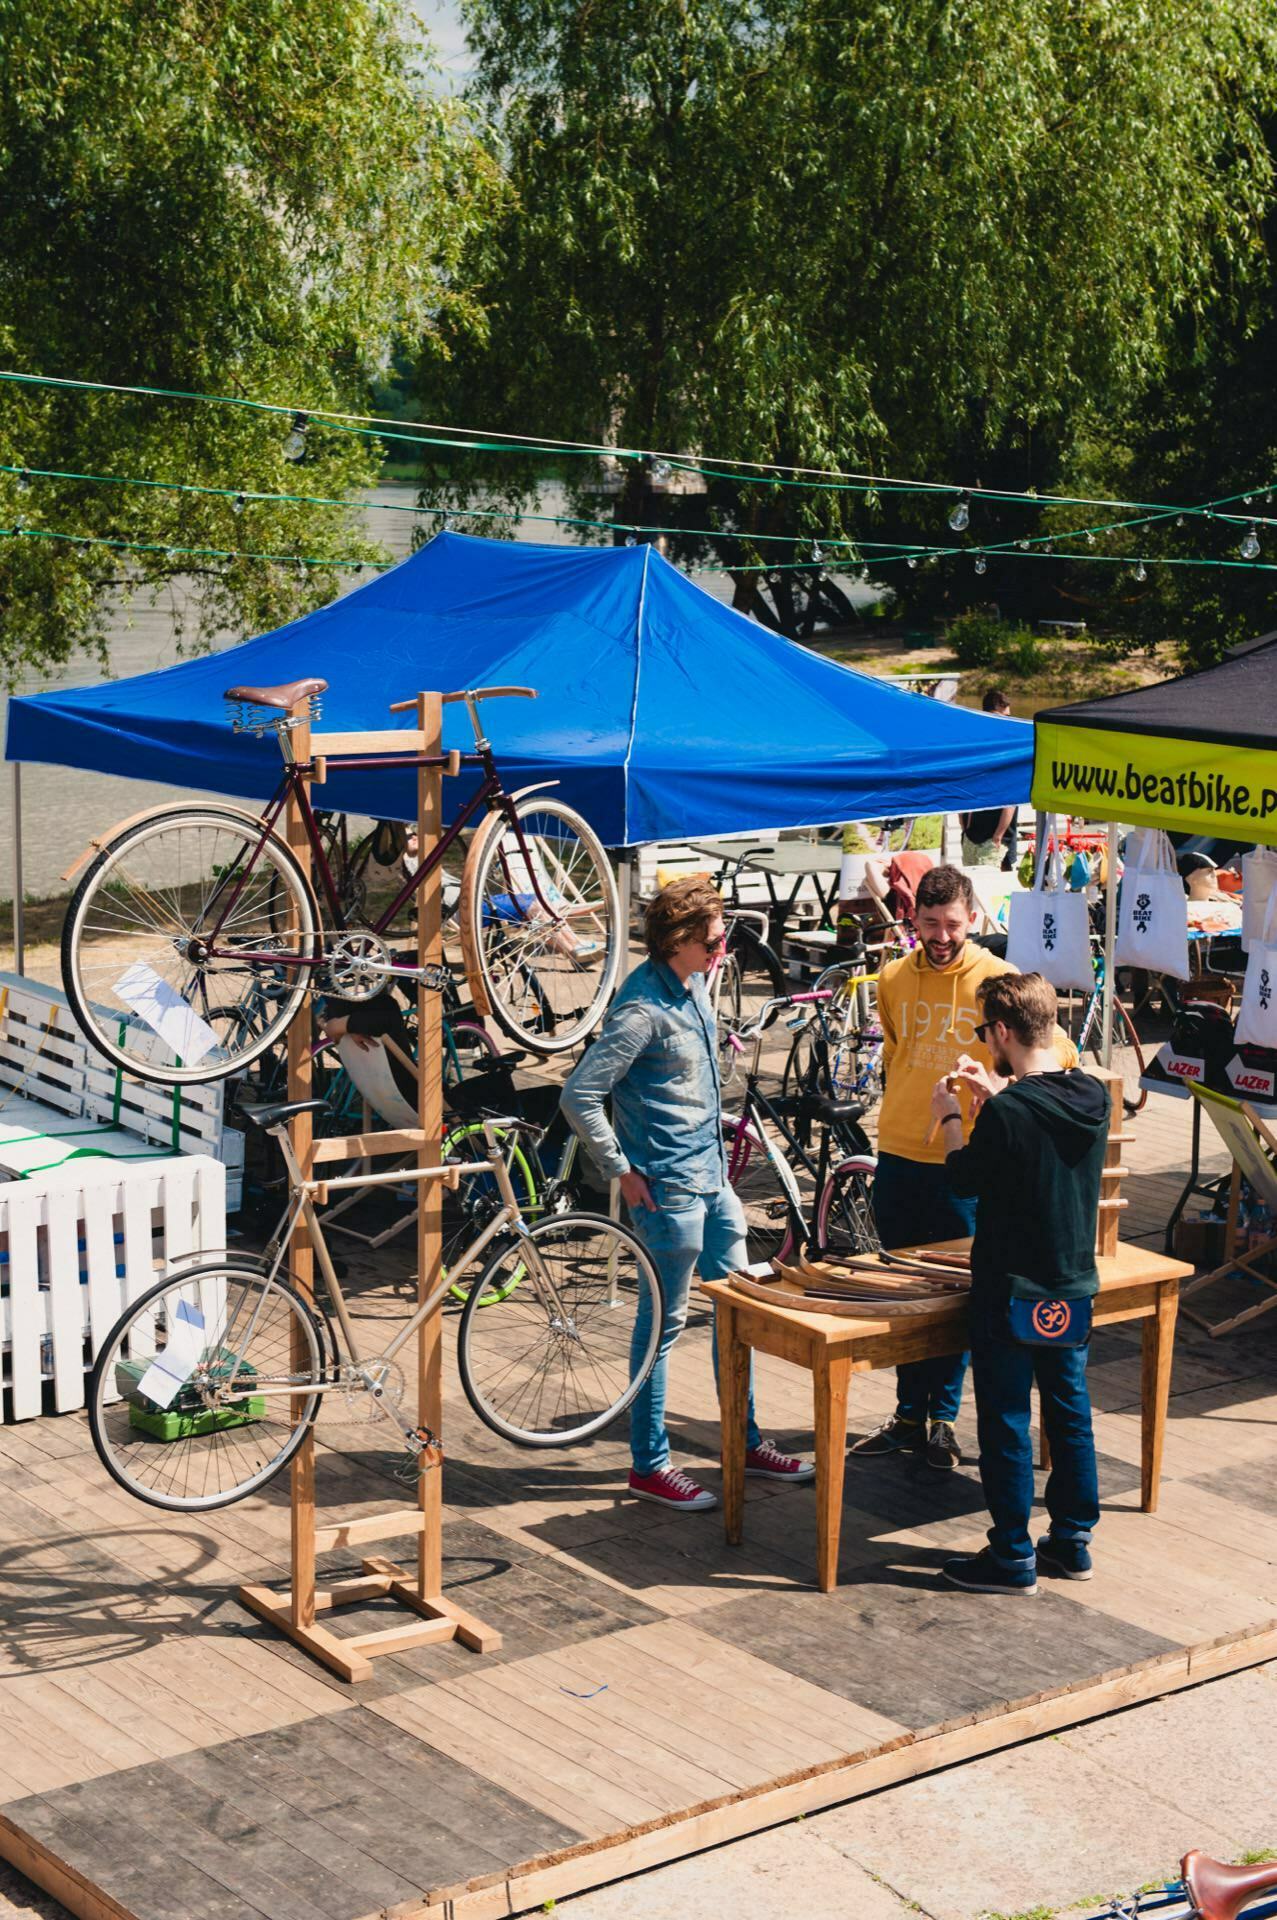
left=443, top=1122, right=538, bottom=1305
left=63, top=807, right=319, bottom=1086
left=88, top=1264, right=323, bottom=1511
left=461, top=797, right=621, bottom=1053
left=1083, top=995, right=1148, bottom=1114
left=456, top=1213, right=663, bottom=1445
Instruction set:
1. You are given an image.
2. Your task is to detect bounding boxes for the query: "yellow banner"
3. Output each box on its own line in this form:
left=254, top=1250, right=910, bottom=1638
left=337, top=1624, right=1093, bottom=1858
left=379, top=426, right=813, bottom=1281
left=1032, top=721, right=1277, bottom=846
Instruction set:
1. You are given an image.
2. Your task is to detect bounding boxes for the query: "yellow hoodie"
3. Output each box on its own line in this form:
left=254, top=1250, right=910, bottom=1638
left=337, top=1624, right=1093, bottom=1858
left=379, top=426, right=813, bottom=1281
left=876, top=944, right=1078, bottom=1164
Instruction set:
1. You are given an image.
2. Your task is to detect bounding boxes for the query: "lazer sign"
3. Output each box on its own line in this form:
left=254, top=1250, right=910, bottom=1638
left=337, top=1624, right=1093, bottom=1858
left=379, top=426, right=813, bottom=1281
left=1227, top=1054, right=1277, bottom=1100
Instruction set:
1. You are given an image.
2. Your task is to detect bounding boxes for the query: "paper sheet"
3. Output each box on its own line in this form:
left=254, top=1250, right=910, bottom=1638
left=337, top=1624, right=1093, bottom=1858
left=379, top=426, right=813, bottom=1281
left=135, top=1297, right=207, bottom=1410
left=113, top=963, right=220, bottom=1066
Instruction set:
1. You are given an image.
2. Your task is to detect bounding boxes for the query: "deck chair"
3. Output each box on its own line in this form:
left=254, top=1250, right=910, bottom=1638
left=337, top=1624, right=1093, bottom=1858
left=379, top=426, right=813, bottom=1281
left=319, top=1033, right=422, bottom=1249
left=1181, top=1082, right=1277, bottom=1336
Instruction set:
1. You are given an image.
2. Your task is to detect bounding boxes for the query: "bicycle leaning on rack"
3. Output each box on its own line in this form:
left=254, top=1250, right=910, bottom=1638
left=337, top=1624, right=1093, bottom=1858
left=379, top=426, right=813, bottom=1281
left=87, top=1094, right=665, bottom=1512
left=61, top=680, right=622, bottom=1086
left=722, top=991, right=880, bottom=1267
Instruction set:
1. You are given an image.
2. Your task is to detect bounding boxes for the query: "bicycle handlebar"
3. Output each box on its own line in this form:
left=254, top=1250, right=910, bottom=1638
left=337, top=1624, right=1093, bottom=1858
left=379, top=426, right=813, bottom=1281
left=732, top=989, right=831, bottom=1046
left=389, top=685, right=538, bottom=748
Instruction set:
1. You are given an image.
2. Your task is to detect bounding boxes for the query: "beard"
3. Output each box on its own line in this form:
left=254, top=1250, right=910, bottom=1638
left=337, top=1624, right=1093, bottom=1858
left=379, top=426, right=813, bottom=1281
left=922, top=933, right=966, bottom=968
left=989, top=1042, right=1013, bottom=1078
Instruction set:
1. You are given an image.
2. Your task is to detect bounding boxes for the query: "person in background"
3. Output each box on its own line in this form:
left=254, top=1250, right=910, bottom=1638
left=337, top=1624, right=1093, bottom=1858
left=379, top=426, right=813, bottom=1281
left=560, top=876, right=814, bottom=1512
left=932, top=971, right=1107, bottom=1595
left=959, top=690, right=1017, bottom=868
left=849, top=866, right=1078, bottom=1471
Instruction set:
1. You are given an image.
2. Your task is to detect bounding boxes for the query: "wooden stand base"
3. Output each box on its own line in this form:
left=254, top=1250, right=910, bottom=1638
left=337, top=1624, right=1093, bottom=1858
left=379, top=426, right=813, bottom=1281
left=237, top=1511, right=501, bottom=1684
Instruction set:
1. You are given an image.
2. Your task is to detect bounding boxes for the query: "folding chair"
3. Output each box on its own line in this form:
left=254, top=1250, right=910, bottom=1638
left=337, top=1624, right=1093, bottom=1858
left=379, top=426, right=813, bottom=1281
left=1181, top=1081, right=1277, bottom=1336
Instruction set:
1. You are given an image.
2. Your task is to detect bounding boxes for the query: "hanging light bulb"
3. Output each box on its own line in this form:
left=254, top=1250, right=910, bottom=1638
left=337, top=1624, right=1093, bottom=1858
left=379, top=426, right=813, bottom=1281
left=1175, top=516, right=1185, bottom=528
left=282, top=412, right=309, bottom=462
left=11, top=516, right=25, bottom=535
left=974, top=554, right=987, bottom=575
left=233, top=493, right=247, bottom=515
left=1241, top=522, right=1261, bottom=561
left=1244, top=495, right=1253, bottom=506
left=1044, top=540, right=1054, bottom=555
left=1016, top=539, right=1029, bottom=551
left=1133, top=560, right=1148, bottom=582
left=906, top=556, right=918, bottom=570
left=948, top=490, right=970, bottom=533
left=1085, top=531, right=1096, bottom=546
left=625, top=532, right=637, bottom=547
left=165, top=545, right=181, bottom=561
left=295, top=557, right=308, bottom=581
left=649, top=458, right=672, bottom=487
left=16, top=468, right=31, bottom=492
left=811, top=541, right=824, bottom=564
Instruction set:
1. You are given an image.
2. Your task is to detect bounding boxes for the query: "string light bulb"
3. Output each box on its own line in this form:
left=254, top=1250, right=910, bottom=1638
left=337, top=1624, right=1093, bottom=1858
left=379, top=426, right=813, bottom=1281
left=649, top=458, right=672, bottom=485
left=811, top=541, right=824, bottom=564
left=16, top=469, right=31, bottom=492
left=282, top=412, right=309, bottom=462
left=906, top=556, right=918, bottom=569
left=625, top=532, right=637, bottom=547
left=233, top=493, right=246, bottom=514
left=948, top=491, right=970, bottom=533
left=974, top=555, right=987, bottom=575
left=1133, top=560, right=1148, bottom=582
left=1240, top=523, right=1261, bottom=561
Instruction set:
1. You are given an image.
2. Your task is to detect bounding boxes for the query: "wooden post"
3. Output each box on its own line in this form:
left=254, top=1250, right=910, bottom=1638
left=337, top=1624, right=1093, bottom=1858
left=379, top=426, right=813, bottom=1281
left=1092, top=1067, right=1128, bottom=1260
left=416, top=690, right=444, bottom=1602
left=238, top=687, right=500, bottom=1679
left=285, top=696, right=317, bottom=1634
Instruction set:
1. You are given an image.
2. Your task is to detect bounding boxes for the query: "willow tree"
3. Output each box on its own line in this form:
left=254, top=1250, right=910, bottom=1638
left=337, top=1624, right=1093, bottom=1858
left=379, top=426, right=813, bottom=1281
left=420, top=0, right=1275, bottom=634
left=0, top=0, right=501, bottom=677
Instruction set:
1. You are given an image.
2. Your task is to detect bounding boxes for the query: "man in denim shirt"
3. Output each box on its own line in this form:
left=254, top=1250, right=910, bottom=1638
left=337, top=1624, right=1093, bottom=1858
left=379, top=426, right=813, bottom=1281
left=561, top=876, right=814, bottom=1511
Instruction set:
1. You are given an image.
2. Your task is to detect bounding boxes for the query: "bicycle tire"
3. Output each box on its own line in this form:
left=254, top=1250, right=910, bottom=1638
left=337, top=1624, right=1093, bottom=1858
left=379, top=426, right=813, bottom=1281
left=1084, top=996, right=1148, bottom=1115
left=461, top=797, right=621, bottom=1053
left=456, top=1211, right=663, bottom=1446
left=88, top=1262, right=324, bottom=1511
left=443, top=1122, right=539, bottom=1305
left=63, top=806, right=320, bottom=1087
left=723, top=1114, right=796, bottom=1265
left=816, top=1156, right=881, bottom=1256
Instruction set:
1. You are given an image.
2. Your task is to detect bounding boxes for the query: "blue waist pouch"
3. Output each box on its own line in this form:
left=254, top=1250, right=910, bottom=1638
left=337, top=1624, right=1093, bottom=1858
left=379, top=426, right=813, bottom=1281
left=1007, top=1295, right=1093, bottom=1347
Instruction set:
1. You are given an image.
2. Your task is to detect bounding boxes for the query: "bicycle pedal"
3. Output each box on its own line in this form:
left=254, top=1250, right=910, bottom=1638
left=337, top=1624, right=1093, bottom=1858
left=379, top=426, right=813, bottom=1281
left=396, top=1425, right=444, bottom=1478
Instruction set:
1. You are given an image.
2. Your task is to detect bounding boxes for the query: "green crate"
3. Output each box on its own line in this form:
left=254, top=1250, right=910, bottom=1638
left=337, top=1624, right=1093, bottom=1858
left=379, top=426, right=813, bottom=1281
left=128, top=1398, right=266, bottom=1441
left=115, top=1346, right=262, bottom=1443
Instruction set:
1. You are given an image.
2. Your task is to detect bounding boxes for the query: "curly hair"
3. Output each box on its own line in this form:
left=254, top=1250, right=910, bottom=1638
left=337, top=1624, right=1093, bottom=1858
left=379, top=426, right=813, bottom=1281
left=644, top=874, right=724, bottom=962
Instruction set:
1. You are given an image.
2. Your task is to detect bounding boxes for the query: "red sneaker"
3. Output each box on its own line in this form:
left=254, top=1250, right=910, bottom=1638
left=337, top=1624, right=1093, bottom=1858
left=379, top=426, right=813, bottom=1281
left=745, top=1439, right=816, bottom=1482
left=628, top=1465, right=717, bottom=1511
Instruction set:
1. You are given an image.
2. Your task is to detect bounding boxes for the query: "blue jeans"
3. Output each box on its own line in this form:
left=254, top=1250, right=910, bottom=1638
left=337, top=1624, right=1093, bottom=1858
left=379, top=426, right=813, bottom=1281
left=627, top=1181, right=761, bottom=1476
left=970, top=1301, right=1099, bottom=1566
left=872, top=1151, right=975, bottom=1425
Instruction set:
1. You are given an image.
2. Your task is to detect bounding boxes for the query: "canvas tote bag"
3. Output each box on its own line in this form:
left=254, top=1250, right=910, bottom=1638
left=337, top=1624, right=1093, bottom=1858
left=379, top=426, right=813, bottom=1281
left=1005, top=833, right=1094, bottom=993
left=1237, top=891, right=1277, bottom=1048
left=1243, top=845, right=1277, bottom=953
left=1114, top=829, right=1190, bottom=980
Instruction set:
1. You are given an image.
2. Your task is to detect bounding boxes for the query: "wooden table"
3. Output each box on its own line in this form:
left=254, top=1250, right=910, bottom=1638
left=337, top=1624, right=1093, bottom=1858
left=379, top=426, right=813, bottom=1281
left=703, top=1239, right=1190, bottom=1592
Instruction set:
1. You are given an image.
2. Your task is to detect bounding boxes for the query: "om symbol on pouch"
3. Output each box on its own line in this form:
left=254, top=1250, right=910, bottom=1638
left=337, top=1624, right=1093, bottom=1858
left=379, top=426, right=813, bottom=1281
left=1132, top=891, right=1153, bottom=934
left=1031, top=1299, right=1072, bottom=1339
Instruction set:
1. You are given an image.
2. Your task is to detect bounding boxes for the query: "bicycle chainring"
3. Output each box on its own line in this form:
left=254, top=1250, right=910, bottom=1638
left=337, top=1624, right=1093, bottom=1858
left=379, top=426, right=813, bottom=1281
left=324, top=927, right=391, bottom=1002
left=343, top=1356, right=406, bottom=1421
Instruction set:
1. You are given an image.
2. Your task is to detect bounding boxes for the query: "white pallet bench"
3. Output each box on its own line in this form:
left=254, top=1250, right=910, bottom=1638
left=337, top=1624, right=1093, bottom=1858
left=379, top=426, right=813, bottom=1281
left=0, top=974, right=231, bottom=1420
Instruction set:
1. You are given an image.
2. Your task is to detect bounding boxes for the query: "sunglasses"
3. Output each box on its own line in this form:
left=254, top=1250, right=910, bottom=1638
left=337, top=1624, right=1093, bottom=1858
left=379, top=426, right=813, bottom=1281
left=700, top=933, right=727, bottom=955
left=974, top=1021, right=994, bottom=1042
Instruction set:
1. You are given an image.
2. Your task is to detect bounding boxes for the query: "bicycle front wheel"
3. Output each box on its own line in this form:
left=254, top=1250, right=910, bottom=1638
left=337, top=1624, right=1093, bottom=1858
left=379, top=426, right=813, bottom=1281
left=723, top=1115, right=796, bottom=1266
left=816, top=1156, right=880, bottom=1256
left=461, top=797, right=621, bottom=1053
left=457, top=1212, right=663, bottom=1446
left=63, top=806, right=319, bottom=1086
left=88, top=1264, right=324, bottom=1511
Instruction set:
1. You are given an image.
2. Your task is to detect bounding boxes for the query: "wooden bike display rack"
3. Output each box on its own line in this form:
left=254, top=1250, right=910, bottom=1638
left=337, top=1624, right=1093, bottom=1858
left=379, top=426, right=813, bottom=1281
left=238, top=690, right=501, bottom=1683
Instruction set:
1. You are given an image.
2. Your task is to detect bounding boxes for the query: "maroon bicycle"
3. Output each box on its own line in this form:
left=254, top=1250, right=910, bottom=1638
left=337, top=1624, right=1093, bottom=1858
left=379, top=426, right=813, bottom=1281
left=61, top=680, right=621, bottom=1086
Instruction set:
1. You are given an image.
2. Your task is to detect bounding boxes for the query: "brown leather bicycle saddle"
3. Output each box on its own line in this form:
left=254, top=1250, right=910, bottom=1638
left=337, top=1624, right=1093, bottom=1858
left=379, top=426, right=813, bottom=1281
left=223, top=677, right=328, bottom=710
left=1183, top=1851, right=1277, bottom=1920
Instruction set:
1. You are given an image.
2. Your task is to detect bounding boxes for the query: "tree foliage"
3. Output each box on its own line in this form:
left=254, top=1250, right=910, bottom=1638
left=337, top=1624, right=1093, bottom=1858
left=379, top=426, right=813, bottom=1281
left=0, top=0, right=501, bottom=679
left=421, top=0, right=1276, bottom=635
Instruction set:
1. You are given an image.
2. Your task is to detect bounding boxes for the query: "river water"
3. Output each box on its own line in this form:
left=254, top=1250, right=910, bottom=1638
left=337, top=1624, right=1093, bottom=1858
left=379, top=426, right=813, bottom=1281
left=2, top=485, right=771, bottom=902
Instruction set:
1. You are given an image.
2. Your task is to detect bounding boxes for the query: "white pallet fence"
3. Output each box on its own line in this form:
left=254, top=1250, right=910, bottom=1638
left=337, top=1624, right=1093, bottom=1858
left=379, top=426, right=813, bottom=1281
left=0, top=1155, right=227, bottom=1418
left=0, top=973, right=235, bottom=1419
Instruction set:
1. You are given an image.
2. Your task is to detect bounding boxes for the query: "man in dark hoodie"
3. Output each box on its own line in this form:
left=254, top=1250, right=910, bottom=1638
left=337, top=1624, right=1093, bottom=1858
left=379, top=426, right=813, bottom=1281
left=930, top=970, right=1109, bottom=1596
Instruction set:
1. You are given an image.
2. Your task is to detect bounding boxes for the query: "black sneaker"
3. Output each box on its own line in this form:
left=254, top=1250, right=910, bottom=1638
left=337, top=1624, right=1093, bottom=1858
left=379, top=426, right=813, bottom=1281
left=942, top=1548, right=1037, bottom=1595
left=926, top=1420, right=961, bottom=1471
left=849, top=1414, right=926, bottom=1458
left=1036, top=1533, right=1093, bottom=1581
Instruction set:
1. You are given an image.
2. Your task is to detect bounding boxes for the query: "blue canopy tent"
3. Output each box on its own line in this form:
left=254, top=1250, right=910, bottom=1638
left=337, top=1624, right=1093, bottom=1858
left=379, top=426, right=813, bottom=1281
left=6, top=532, right=1031, bottom=846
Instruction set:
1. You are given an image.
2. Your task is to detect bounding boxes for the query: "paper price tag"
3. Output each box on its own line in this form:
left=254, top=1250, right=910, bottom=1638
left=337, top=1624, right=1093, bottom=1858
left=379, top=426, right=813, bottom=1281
left=135, top=1297, right=207, bottom=1410
left=114, top=963, right=220, bottom=1066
